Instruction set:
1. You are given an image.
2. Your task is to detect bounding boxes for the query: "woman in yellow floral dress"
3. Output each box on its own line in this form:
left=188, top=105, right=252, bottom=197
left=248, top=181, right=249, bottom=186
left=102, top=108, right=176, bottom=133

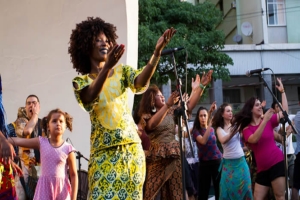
left=68, top=17, right=176, bottom=200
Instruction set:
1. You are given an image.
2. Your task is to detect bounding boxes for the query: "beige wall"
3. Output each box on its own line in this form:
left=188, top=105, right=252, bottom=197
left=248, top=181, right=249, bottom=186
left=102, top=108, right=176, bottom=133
left=236, top=0, right=264, bottom=44
left=0, top=0, right=138, bottom=170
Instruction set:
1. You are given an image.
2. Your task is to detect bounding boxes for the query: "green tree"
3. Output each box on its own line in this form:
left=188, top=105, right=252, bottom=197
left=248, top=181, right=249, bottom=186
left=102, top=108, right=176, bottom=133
left=134, top=0, right=233, bottom=110
left=138, top=0, right=233, bottom=85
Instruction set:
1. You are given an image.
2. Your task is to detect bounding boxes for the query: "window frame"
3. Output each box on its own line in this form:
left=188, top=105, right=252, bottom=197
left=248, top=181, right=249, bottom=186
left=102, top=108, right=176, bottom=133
left=267, top=0, right=286, bottom=26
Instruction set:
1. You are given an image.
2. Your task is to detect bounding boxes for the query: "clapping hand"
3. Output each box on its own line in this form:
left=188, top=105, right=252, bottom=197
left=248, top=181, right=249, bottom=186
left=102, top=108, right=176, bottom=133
left=166, top=91, right=180, bottom=107
left=104, top=44, right=125, bottom=70
left=263, top=108, right=275, bottom=122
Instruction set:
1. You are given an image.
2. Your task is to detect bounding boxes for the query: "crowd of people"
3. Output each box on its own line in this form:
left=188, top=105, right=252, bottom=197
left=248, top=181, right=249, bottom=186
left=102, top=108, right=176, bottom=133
left=0, top=16, right=300, bottom=200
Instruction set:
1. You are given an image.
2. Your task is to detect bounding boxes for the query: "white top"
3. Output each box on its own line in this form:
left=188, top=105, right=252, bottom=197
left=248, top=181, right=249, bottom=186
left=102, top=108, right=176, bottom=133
left=219, top=128, right=244, bottom=159
left=286, top=133, right=295, bottom=155
left=273, top=114, right=295, bottom=154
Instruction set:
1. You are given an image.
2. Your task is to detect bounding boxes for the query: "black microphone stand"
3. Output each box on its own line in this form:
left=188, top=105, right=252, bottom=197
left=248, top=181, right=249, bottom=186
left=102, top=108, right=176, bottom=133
left=258, top=73, right=297, bottom=200
left=76, top=151, right=89, bottom=200
left=169, top=52, right=195, bottom=200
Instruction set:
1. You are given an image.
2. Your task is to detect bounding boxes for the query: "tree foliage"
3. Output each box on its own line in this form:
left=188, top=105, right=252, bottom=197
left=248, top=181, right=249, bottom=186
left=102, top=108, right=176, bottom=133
left=138, top=0, right=233, bottom=87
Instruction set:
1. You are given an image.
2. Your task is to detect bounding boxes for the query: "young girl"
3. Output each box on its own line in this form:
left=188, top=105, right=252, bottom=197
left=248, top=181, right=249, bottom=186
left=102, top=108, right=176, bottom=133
left=8, top=108, right=78, bottom=200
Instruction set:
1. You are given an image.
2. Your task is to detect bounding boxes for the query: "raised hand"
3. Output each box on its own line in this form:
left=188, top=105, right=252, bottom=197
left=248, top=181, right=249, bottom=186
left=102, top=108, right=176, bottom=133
left=209, top=101, right=217, bottom=113
left=182, top=93, right=190, bottom=103
left=191, top=74, right=201, bottom=91
left=166, top=91, right=180, bottom=107
left=154, top=28, right=177, bottom=56
left=200, top=70, right=213, bottom=86
left=104, top=44, right=125, bottom=70
left=208, top=101, right=217, bottom=126
left=261, top=100, right=266, bottom=108
left=276, top=77, right=284, bottom=93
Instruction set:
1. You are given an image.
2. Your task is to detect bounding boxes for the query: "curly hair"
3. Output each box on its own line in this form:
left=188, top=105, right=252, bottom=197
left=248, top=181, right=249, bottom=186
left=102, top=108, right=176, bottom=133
left=68, top=17, right=118, bottom=75
left=138, top=85, right=160, bottom=117
left=211, top=102, right=231, bottom=130
left=43, top=108, right=73, bottom=133
left=231, top=97, right=258, bottom=134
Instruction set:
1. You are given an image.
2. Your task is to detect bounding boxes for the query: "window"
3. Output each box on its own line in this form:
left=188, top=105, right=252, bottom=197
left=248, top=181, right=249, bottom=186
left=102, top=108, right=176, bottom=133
left=223, top=89, right=241, bottom=103
left=267, top=0, right=286, bottom=26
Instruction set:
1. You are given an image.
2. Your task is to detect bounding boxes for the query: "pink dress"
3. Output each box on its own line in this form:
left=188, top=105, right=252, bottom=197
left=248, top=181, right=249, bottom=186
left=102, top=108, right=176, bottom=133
left=33, top=136, right=75, bottom=200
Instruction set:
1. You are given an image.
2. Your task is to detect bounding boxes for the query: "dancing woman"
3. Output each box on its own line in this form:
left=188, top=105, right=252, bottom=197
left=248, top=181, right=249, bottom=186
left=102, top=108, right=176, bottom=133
left=138, top=71, right=212, bottom=200
left=69, top=17, right=176, bottom=199
left=212, top=103, right=253, bottom=200
left=192, top=103, right=222, bottom=200
left=231, top=78, right=287, bottom=200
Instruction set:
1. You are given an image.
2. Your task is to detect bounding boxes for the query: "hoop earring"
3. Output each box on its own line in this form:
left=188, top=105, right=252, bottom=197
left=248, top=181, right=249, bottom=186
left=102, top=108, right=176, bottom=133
left=151, top=106, right=157, bottom=113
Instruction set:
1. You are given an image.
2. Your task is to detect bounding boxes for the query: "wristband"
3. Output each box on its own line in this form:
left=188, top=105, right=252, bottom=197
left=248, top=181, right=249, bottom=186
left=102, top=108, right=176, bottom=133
left=199, top=83, right=206, bottom=90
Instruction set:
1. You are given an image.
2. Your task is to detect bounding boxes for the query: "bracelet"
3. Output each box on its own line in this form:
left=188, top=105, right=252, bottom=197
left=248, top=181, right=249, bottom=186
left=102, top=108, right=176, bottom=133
left=148, top=54, right=160, bottom=67
left=280, top=89, right=285, bottom=93
left=199, top=83, right=206, bottom=90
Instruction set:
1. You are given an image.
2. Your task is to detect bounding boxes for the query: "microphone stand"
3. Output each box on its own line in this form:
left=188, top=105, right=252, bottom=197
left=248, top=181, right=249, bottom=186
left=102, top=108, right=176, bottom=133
left=76, top=151, right=89, bottom=200
left=169, top=52, right=195, bottom=200
left=258, top=73, right=297, bottom=200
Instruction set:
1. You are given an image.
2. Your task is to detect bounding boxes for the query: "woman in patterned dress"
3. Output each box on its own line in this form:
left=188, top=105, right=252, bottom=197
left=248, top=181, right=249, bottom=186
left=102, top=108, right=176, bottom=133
left=138, top=71, right=212, bottom=200
left=68, top=17, right=176, bottom=200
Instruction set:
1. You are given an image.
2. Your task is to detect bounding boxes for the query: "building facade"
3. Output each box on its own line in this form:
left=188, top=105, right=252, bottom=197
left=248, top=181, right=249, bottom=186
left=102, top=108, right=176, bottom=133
left=197, top=0, right=300, bottom=114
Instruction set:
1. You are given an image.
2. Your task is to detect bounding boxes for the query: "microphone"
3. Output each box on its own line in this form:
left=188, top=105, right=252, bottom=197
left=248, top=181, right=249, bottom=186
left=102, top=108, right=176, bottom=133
left=246, top=68, right=270, bottom=77
left=161, top=47, right=185, bottom=56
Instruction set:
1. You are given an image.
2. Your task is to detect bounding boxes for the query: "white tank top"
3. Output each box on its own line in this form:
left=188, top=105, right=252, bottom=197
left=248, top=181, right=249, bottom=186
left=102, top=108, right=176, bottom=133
left=220, top=128, right=244, bottom=159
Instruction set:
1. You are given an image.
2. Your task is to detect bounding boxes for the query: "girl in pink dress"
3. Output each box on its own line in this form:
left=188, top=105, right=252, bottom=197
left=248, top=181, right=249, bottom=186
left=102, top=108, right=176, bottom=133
left=8, top=108, right=78, bottom=200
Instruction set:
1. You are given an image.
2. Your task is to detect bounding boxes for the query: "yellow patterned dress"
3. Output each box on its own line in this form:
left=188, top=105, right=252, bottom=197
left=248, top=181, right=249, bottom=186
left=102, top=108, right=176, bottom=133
left=73, top=64, right=147, bottom=200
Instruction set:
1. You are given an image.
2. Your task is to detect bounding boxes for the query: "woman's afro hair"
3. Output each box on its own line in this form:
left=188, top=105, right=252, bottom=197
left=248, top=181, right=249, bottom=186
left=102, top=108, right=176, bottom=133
left=68, top=17, right=118, bottom=75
